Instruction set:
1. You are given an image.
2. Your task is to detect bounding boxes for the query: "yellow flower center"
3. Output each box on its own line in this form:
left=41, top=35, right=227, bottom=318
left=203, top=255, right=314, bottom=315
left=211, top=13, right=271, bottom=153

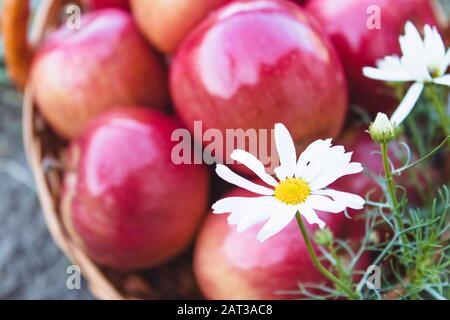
left=274, top=178, right=311, bottom=205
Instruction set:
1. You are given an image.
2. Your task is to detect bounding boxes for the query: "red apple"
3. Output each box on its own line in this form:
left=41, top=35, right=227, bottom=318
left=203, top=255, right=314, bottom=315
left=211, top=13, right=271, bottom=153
left=61, top=108, right=210, bottom=271
left=292, top=0, right=308, bottom=4
left=82, top=0, right=130, bottom=10
left=31, top=9, right=168, bottom=139
left=131, top=0, right=231, bottom=54
left=194, top=188, right=347, bottom=300
left=305, top=0, right=441, bottom=114
left=171, top=0, right=348, bottom=172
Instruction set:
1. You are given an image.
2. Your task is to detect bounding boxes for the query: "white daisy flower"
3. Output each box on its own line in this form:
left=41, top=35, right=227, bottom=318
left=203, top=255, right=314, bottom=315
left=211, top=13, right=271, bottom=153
left=363, top=21, right=450, bottom=125
left=212, top=123, right=365, bottom=242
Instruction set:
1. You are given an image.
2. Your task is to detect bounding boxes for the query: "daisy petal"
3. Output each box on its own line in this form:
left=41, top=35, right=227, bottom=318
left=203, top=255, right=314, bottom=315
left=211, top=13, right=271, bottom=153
left=433, top=74, right=450, bottom=87
left=231, top=150, right=278, bottom=186
left=400, top=22, right=431, bottom=81
left=424, top=25, right=446, bottom=74
left=236, top=197, right=280, bottom=233
left=298, top=204, right=326, bottom=229
left=401, top=21, right=426, bottom=56
left=323, top=152, right=353, bottom=171
left=212, top=196, right=262, bottom=214
left=228, top=208, right=249, bottom=225
left=256, top=204, right=297, bottom=242
left=305, top=195, right=346, bottom=213
left=227, top=201, right=257, bottom=225
left=312, top=189, right=365, bottom=210
left=215, top=164, right=274, bottom=196
left=362, top=66, right=413, bottom=82
left=274, top=166, right=287, bottom=181
left=302, top=146, right=348, bottom=183
left=226, top=197, right=271, bottom=225
left=295, top=139, right=332, bottom=178
left=237, top=211, right=270, bottom=233
left=274, top=123, right=297, bottom=180
left=401, top=55, right=431, bottom=81
left=309, top=162, right=363, bottom=191
left=227, top=196, right=275, bottom=225
left=377, top=55, right=403, bottom=71
left=391, top=82, right=424, bottom=125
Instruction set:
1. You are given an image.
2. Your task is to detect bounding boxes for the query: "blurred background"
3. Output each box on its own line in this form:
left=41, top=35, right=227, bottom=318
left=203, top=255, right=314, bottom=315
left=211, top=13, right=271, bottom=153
left=0, top=0, right=93, bottom=299
left=0, top=71, right=93, bottom=299
left=0, top=0, right=449, bottom=300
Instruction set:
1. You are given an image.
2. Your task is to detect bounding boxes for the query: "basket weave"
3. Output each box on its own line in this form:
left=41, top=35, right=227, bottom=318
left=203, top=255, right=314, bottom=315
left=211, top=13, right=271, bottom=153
left=3, top=0, right=201, bottom=300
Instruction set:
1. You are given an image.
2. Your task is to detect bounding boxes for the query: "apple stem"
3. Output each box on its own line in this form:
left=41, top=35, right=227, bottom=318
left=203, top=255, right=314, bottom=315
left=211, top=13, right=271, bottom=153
left=380, top=142, right=409, bottom=249
left=295, top=212, right=360, bottom=300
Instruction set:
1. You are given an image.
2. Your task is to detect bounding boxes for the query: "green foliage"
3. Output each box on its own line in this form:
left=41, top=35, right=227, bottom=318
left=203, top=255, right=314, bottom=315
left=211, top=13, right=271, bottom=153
left=285, top=87, right=449, bottom=300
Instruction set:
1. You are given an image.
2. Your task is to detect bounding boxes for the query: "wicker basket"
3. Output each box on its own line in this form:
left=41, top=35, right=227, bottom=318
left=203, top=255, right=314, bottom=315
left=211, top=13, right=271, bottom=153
left=2, top=0, right=201, bottom=300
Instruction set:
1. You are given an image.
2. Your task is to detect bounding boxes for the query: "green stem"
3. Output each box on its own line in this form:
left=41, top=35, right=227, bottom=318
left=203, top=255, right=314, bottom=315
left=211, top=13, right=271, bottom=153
left=329, top=244, right=350, bottom=282
left=295, top=213, right=359, bottom=300
left=426, top=85, right=450, bottom=137
left=406, top=116, right=427, bottom=157
left=381, top=143, right=408, bottom=247
left=395, top=136, right=450, bottom=174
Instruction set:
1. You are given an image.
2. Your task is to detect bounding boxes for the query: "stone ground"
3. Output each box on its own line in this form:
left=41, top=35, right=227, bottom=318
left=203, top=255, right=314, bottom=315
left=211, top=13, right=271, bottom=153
left=0, top=87, right=93, bottom=299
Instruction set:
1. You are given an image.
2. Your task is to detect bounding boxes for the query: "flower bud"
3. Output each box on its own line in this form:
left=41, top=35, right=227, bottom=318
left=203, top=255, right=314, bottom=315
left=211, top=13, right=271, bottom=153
left=314, top=228, right=334, bottom=247
left=368, top=113, right=398, bottom=144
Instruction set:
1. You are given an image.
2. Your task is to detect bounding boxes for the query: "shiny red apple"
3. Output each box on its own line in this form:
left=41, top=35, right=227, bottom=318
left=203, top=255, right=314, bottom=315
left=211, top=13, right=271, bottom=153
left=131, top=0, right=231, bottom=54
left=292, top=0, right=308, bottom=4
left=61, top=108, right=210, bottom=271
left=305, top=0, right=441, bottom=114
left=82, top=0, right=130, bottom=10
left=31, top=9, right=168, bottom=139
left=170, top=0, right=348, bottom=171
left=194, top=187, right=371, bottom=299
